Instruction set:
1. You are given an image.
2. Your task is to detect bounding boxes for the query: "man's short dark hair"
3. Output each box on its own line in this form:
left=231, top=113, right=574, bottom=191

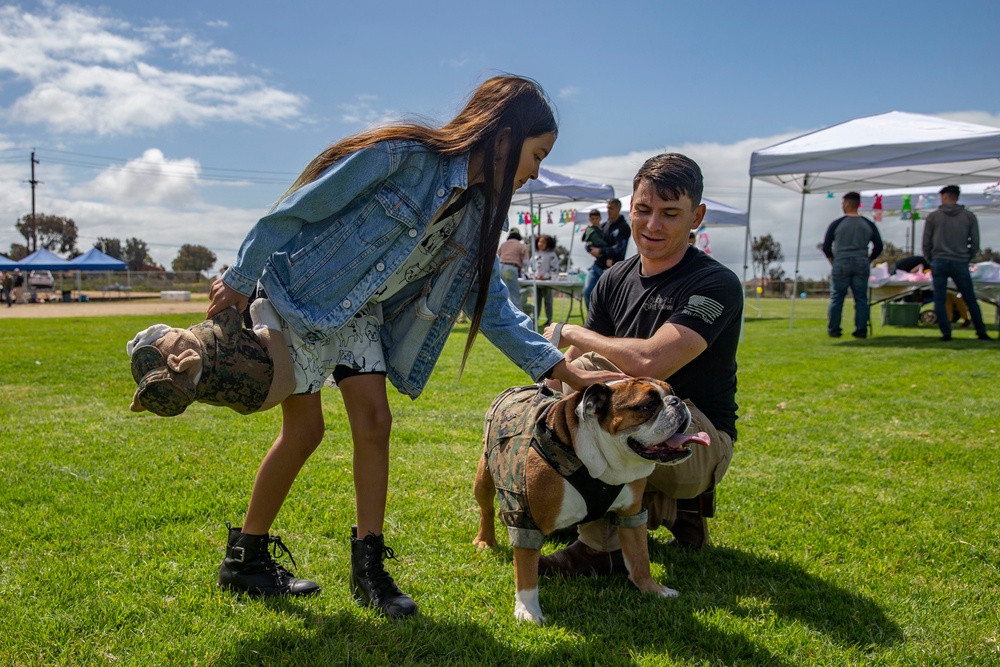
left=939, top=185, right=961, bottom=197
left=632, top=153, right=704, bottom=206
left=607, top=198, right=621, bottom=207
left=843, top=192, right=861, bottom=206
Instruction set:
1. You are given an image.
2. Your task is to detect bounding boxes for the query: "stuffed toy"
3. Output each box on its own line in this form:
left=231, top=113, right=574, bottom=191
left=127, top=300, right=294, bottom=416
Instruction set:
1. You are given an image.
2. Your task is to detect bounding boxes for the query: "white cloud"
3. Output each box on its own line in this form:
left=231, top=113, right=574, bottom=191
left=557, top=86, right=580, bottom=100
left=937, top=111, right=1000, bottom=128
left=339, top=94, right=400, bottom=127
left=76, top=148, right=201, bottom=205
left=0, top=4, right=306, bottom=135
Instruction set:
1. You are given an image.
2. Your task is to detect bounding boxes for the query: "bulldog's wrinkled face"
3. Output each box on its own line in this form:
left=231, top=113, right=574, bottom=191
left=579, top=378, right=709, bottom=466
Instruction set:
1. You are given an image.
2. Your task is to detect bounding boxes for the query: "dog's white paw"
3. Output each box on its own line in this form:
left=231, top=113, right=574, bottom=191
left=657, top=585, right=680, bottom=598
left=514, top=589, right=545, bottom=625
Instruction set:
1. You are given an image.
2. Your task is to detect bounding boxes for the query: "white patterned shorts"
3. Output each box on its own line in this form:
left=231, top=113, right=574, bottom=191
left=275, top=302, right=387, bottom=394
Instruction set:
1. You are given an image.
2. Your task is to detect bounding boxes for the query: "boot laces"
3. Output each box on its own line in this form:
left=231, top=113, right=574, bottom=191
left=363, top=534, right=400, bottom=602
left=264, top=535, right=299, bottom=580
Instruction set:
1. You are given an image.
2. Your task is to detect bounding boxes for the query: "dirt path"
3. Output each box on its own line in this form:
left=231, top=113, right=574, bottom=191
left=0, top=294, right=210, bottom=319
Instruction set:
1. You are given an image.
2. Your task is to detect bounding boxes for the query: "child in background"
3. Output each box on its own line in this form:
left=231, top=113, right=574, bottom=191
left=581, top=209, right=607, bottom=251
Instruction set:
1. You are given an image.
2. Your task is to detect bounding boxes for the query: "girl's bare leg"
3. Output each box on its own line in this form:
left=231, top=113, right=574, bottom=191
left=338, top=373, right=392, bottom=537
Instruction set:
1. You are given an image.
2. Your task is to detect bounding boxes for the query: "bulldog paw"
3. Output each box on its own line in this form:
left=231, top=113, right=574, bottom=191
left=655, top=584, right=680, bottom=598
left=514, top=589, right=545, bottom=625
left=514, top=603, right=546, bottom=625
left=472, top=536, right=496, bottom=550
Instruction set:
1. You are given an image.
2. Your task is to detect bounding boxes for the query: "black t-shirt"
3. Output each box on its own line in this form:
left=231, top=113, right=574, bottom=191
left=587, top=247, right=742, bottom=440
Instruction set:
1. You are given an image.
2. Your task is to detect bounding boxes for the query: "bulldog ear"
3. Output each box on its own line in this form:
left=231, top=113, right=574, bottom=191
left=129, top=390, right=147, bottom=413
left=580, top=383, right=612, bottom=419
left=167, top=348, right=202, bottom=376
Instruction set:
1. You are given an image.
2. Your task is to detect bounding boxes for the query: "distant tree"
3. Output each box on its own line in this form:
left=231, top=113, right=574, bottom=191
left=974, top=247, right=1000, bottom=263
left=752, top=234, right=784, bottom=281
left=124, top=237, right=151, bottom=272
left=95, top=237, right=124, bottom=260
left=172, top=244, right=217, bottom=273
left=766, top=266, right=787, bottom=295
left=8, top=243, right=28, bottom=260
left=15, top=213, right=78, bottom=255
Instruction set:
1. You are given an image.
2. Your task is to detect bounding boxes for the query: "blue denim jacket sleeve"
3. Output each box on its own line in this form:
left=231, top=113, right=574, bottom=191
left=471, top=256, right=564, bottom=381
left=224, top=144, right=396, bottom=296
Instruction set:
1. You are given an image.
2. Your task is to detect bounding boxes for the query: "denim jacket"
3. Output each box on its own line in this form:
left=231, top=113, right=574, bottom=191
left=224, top=140, right=563, bottom=398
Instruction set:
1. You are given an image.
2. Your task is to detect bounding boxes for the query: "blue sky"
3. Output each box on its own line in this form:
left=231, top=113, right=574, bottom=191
left=1, top=0, right=998, bottom=279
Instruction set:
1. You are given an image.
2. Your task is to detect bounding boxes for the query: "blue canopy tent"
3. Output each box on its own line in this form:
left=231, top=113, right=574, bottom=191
left=0, top=255, right=17, bottom=270
left=69, top=247, right=130, bottom=295
left=15, top=248, right=74, bottom=270
left=71, top=247, right=128, bottom=271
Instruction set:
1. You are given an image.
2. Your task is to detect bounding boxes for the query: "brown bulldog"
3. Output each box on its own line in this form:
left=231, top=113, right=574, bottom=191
left=473, top=378, right=710, bottom=624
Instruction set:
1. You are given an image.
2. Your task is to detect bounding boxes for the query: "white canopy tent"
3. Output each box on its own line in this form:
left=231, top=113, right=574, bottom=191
left=747, top=111, right=1000, bottom=327
left=510, top=166, right=615, bottom=272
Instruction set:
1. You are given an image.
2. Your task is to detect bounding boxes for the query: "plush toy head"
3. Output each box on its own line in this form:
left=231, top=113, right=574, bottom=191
left=128, top=325, right=205, bottom=416
left=127, top=308, right=275, bottom=417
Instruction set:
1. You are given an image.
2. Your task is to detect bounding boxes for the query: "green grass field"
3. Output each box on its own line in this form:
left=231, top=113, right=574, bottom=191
left=1, top=297, right=998, bottom=666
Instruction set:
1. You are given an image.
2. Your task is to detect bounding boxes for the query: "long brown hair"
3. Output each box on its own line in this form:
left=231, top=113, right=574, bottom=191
left=283, top=75, right=558, bottom=372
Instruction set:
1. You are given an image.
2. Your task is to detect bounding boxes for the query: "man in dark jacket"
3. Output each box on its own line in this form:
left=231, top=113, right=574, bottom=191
left=822, top=192, right=883, bottom=338
left=922, top=185, right=992, bottom=341
left=582, top=198, right=630, bottom=310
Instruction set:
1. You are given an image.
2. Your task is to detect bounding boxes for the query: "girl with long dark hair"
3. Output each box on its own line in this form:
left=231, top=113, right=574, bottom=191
left=206, top=75, right=622, bottom=616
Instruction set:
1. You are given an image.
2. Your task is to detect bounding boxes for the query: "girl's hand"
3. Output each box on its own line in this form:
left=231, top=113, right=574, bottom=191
left=547, top=360, right=627, bottom=393
left=207, top=279, right=249, bottom=319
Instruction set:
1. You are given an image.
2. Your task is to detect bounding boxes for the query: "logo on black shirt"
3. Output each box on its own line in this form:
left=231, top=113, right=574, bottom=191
left=642, top=295, right=673, bottom=312
left=681, top=295, right=724, bottom=324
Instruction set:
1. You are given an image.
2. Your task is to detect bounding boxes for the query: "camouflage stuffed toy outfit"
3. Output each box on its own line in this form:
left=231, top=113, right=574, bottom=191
left=129, top=307, right=274, bottom=416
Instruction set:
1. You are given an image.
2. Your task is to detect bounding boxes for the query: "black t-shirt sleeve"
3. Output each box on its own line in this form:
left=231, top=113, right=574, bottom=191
left=665, top=268, right=742, bottom=347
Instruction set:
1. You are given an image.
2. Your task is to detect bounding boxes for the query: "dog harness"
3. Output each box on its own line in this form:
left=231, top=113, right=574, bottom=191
left=484, top=385, right=645, bottom=549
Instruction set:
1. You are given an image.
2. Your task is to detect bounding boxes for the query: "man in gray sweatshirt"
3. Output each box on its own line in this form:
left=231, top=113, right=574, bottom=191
left=822, top=191, right=883, bottom=338
left=922, top=185, right=992, bottom=341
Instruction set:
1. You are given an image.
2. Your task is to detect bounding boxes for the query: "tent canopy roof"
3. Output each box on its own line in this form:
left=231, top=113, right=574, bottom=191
left=750, top=111, right=1000, bottom=193
left=510, top=166, right=615, bottom=206
left=70, top=247, right=128, bottom=271
left=14, top=248, right=74, bottom=270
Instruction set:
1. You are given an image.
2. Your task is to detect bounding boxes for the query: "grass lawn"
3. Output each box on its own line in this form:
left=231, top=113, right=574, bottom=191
left=1, top=297, right=998, bottom=666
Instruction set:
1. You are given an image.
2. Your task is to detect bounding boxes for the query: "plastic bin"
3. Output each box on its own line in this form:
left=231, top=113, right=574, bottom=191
left=882, top=302, right=921, bottom=327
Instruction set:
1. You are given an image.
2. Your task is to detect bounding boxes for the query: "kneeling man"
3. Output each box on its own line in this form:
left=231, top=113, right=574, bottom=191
left=541, top=153, right=741, bottom=574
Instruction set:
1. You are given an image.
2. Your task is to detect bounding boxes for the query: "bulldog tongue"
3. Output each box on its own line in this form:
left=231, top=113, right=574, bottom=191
left=665, top=431, right=711, bottom=449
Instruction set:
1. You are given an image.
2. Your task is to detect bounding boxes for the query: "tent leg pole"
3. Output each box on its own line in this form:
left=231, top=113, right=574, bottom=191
left=743, top=179, right=760, bottom=320
left=789, top=188, right=807, bottom=330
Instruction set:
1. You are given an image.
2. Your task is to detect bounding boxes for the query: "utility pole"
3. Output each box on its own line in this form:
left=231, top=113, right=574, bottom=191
left=28, top=150, right=40, bottom=253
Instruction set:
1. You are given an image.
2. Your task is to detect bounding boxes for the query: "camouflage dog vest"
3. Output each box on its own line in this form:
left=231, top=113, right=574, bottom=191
left=484, top=384, right=625, bottom=549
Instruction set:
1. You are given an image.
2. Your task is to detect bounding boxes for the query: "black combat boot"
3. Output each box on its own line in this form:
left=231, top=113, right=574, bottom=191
left=349, top=527, right=417, bottom=617
left=218, top=522, right=321, bottom=597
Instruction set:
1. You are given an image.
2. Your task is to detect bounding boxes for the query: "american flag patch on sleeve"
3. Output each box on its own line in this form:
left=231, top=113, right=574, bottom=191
left=681, top=295, right=724, bottom=324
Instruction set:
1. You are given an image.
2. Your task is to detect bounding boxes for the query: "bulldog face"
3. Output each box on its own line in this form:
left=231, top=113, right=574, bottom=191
left=575, top=378, right=710, bottom=484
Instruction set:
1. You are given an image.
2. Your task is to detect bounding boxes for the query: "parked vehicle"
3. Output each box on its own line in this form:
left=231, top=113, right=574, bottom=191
left=28, top=270, right=55, bottom=289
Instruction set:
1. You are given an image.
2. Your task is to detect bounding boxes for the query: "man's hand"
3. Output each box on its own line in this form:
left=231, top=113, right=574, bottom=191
left=207, top=279, right=249, bottom=318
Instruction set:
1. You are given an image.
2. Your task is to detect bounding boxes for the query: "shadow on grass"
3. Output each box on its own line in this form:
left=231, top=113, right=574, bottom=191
left=511, top=541, right=904, bottom=666
left=839, top=334, right=995, bottom=349
left=220, top=598, right=579, bottom=667
left=214, top=540, right=904, bottom=666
